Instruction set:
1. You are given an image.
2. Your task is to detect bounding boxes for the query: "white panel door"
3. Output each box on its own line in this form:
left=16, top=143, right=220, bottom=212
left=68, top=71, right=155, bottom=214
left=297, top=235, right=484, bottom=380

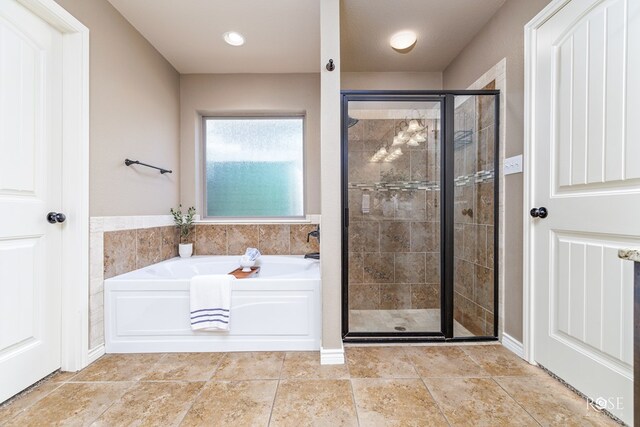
left=531, top=0, right=640, bottom=423
left=0, top=0, right=63, bottom=403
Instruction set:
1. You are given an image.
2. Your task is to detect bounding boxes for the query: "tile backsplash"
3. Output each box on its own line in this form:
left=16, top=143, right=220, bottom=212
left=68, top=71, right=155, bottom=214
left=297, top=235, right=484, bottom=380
left=102, top=224, right=319, bottom=280
left=103, top=226, right=179, bottom=279
left=192, top=224, right=319, bottom=256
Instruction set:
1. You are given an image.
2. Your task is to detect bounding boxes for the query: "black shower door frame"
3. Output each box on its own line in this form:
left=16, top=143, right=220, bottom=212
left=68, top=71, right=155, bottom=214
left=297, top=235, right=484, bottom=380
left=340, top=90, right=500, bottom=343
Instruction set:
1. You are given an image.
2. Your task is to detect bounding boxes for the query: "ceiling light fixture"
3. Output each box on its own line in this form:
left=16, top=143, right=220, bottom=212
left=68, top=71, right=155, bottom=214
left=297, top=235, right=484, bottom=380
left=390, top=30, right=417, bottom=51
left=223, top=31, right=245, bottom=46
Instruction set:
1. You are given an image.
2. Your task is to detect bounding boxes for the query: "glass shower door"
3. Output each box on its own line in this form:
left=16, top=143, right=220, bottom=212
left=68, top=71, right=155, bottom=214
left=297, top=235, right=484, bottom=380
left=452, top=92, right=498, bottom=337
left=342, top=90, right=500, bottom=341
left=344, top=98, right=443, bottom=335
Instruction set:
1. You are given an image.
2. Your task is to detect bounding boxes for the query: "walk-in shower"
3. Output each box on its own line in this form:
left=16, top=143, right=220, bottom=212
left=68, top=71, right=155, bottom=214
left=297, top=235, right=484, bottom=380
left=341, top=90, right=499, bottom=341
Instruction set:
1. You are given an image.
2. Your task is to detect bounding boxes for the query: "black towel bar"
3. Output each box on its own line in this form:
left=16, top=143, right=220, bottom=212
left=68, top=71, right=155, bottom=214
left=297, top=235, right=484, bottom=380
left=124, top=159, right=172, bottom=174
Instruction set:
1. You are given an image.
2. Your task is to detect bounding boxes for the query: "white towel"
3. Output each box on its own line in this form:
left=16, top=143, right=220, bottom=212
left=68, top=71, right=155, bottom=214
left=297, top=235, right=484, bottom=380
left=190, top=274, right=235, bottom=331
left=244, top=247, right=261, bottom=261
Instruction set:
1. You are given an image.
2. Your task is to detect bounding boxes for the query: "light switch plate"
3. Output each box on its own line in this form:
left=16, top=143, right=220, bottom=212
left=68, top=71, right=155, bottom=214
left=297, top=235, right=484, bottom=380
left=504, top=154, right=523, bottom=175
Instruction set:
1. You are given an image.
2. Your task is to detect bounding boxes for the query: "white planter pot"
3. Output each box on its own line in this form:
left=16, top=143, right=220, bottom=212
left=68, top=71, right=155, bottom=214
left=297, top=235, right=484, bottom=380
left=179, top=243, right=193, bottom=258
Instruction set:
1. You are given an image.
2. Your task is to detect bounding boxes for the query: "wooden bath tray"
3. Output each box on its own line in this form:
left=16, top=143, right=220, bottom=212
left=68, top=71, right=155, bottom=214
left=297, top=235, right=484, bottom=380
left=228, top=266, right=260, bottom=279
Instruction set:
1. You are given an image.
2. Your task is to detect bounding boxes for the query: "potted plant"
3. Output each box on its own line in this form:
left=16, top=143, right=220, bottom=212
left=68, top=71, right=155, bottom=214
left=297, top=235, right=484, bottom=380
left=170, top=205, right=196, bottom=258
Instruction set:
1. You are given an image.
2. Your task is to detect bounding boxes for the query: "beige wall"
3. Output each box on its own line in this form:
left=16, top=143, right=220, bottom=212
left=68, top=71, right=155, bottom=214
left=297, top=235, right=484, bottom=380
left=55, top=0, right=180, bottom=216
left=179, top=73, right=321, bottom=215
left=341, top=72, right=442, bottom=90
left=443, top=0, right=551, bottom=342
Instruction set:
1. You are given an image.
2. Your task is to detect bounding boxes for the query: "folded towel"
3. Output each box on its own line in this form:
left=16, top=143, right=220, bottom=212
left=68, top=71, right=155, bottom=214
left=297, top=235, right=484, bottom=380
left=190, top=274, right=235, bottom=331
left=244, top=247, right=261, bottom=261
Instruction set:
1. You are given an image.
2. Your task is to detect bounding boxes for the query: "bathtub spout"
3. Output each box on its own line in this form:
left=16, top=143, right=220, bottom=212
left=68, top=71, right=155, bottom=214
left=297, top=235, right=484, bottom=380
left=304, top=252, right=320, bottom=260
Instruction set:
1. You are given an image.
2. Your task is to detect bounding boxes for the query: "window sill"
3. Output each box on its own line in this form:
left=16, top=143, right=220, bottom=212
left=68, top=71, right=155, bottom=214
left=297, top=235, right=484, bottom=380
left=194, top=214, right=320, bottom=225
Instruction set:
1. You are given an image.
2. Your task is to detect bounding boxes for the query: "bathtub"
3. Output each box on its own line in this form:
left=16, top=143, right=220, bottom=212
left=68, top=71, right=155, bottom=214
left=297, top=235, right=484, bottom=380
left=104, top=255, right=321, bottom=353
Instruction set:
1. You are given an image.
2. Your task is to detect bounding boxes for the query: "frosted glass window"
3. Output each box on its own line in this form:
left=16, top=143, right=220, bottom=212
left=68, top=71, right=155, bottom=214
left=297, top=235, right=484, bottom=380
left=204, top=117, right=304, bottom=217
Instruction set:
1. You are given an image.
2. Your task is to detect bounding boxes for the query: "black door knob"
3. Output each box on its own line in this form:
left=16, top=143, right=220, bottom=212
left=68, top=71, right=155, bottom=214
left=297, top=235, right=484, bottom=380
left=530, top=207, right=548, bottom=219
left=47, top=212, right=66, bottom=224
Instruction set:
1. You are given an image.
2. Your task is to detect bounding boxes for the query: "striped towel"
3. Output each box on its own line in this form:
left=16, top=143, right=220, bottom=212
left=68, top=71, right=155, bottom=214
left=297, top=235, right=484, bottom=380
left=189, top=274, right=235, bottom=331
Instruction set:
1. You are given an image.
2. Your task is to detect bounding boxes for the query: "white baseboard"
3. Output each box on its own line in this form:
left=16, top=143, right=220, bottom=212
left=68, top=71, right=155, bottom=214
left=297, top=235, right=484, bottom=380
left=87, top=345, right=105, bottom=365
left=501, top=333, right=524, bottom=359
left=320, top=346, right=345, bottom=365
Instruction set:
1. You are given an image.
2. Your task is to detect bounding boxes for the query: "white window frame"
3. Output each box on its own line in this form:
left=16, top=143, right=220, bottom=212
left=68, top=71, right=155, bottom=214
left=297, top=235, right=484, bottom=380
left=200, top=114, right=307, bottom=222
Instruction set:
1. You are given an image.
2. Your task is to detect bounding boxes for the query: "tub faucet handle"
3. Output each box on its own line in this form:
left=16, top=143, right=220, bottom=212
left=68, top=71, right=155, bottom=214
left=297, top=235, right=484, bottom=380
left=307, top=225, right=320, bottom=243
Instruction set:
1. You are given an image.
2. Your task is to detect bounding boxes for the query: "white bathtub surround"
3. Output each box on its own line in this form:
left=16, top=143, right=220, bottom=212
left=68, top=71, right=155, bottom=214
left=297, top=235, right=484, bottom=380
left=89, top=215, right=323, bottom=356
left=90, top=215, right=176, bottom=233
left=179, top=243, right=193, bottom=258
left=105, top=256, right=321, bottom=353
left=90, top=215, right=176, bottom=232
left=189, top=275, right=233, bottom=331
left=194, top=214, right=321, bottom=225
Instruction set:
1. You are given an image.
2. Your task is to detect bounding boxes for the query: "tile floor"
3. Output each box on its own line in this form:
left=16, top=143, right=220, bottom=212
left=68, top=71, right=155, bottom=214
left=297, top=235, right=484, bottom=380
left=0, top=344, right=619, bottom=426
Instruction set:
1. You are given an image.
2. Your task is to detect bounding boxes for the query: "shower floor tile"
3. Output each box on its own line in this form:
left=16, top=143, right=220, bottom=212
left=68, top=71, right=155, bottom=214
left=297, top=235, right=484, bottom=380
left=0, top=346, right=619, bottom=426
left=348, top=308, right=473, bottom=335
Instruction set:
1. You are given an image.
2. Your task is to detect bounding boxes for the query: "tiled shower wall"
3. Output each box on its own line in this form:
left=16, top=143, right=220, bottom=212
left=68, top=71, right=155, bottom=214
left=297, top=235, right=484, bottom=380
left=89, top=217, right=320, bottom=351
left=453, top=82, right=496, bottom=336
left=347, top=119, right=441, bottom=311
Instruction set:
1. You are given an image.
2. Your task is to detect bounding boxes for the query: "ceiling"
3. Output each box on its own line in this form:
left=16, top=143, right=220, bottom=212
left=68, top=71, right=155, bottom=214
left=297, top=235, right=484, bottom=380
left=341, top=0, right=506, bottom=72
left=107, top=0, right=505, bottom=74
left=107, top=0, right=320, bottom=74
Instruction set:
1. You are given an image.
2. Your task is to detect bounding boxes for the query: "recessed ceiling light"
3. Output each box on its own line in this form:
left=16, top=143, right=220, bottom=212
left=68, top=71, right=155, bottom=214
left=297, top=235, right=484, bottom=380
left=223, top=31, right=245, bottom=46
left=390, top=30, right=417, bottom=51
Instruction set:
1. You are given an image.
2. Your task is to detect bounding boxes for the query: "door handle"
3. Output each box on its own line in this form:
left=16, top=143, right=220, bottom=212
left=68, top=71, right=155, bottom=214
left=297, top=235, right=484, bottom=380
left=47, top=212, right=66, bottom=224
left=530, top=207, right=548, bottom=219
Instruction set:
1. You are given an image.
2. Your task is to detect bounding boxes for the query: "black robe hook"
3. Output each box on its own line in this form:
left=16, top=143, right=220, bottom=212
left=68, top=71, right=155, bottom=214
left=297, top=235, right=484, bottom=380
left=326, top=59, right=335, bottom=71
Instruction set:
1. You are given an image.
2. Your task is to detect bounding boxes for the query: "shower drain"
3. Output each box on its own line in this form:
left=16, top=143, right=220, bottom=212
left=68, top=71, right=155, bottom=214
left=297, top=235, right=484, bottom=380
left=394, top=326, right=406, bottom=331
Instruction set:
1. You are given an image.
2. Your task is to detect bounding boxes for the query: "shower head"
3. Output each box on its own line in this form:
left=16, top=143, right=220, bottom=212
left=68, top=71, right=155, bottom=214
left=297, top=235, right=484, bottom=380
left=347, top=116, right=359, bottom=128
